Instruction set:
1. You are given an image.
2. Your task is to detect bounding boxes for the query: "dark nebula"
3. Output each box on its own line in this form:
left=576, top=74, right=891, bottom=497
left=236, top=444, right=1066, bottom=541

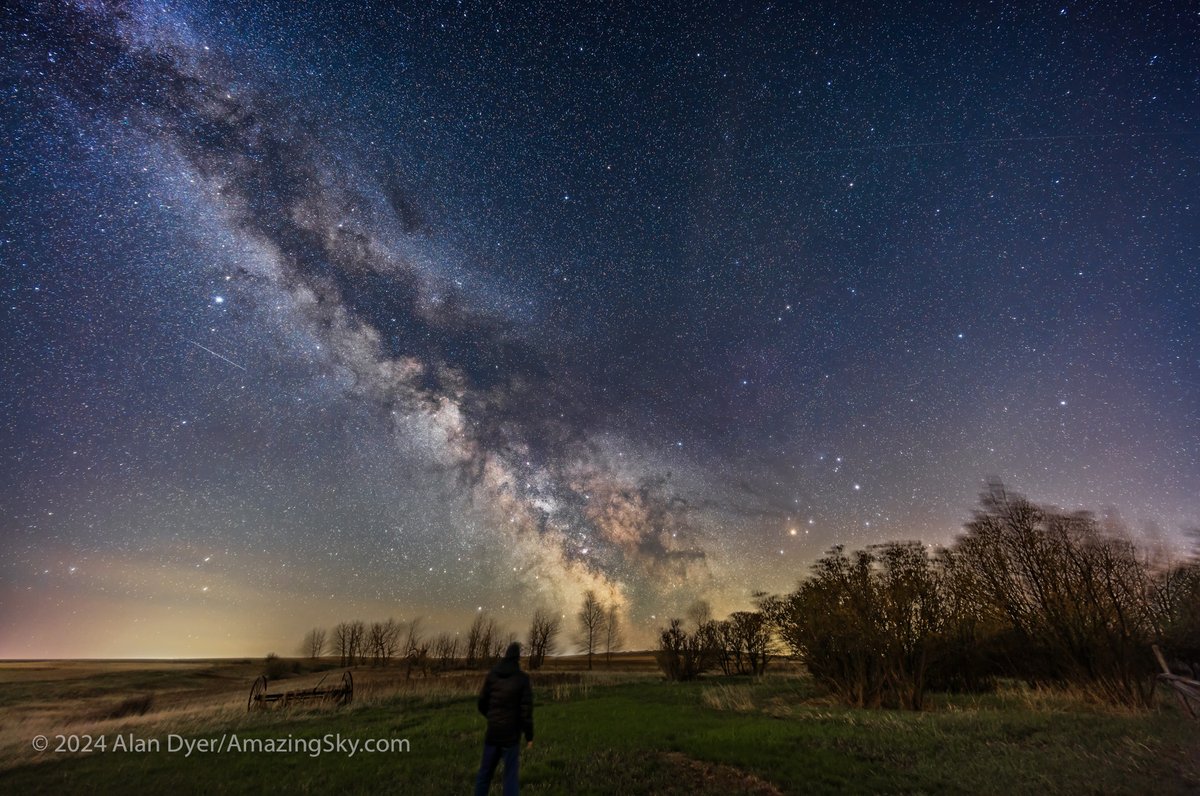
left=1, top=1, right=1196, bottom=656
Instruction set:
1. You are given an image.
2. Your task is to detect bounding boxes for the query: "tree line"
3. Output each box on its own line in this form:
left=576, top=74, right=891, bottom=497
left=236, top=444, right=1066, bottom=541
left=295, top=482, right=1197, bottom=711
left=300, top=615, right=520, bottom=676
left=296, top=591, right=625, bottom=675
left=654, top=599, right=777, bottom=682
left=652, top=482, right=1200, bottom=710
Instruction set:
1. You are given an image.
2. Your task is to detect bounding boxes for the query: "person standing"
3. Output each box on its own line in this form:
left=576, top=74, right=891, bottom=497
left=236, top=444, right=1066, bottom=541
left=474, top=641, right=534, bottom=795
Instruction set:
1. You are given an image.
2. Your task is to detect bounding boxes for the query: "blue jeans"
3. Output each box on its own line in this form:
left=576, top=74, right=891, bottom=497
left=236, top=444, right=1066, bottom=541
left=473, top=742, right=520, bottom=795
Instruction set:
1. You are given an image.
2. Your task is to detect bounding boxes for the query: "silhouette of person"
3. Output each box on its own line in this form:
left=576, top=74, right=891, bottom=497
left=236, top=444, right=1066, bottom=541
left=474, top=641, right=534, bottom=795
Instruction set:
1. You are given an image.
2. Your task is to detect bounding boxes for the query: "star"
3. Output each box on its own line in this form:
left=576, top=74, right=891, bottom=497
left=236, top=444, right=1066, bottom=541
left=1, top=0, right=1193, bottom=661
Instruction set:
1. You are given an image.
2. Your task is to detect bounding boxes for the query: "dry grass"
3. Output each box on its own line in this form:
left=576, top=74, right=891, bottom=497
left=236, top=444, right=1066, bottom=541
left=0, top=661, right=423, bottom=771
left=1, top=661, right=1196, bottom=793
left=701, top=683, right=756, bottom=712
left=971, top=680, right=1174, bottom=718
left=0, top=658, right=660, bottom=773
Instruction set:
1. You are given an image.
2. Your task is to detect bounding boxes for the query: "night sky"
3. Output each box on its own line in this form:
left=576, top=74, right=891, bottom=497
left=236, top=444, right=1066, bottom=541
left=2, top=1, right=1197, bottom=657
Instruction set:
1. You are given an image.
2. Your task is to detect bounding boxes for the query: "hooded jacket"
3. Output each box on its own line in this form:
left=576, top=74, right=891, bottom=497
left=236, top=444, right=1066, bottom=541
left=476, top=643, right=534, bottom=746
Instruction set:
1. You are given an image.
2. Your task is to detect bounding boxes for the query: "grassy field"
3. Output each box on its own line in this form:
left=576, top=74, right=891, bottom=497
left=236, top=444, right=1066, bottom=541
left=0, top=656, right=1196, bottom=794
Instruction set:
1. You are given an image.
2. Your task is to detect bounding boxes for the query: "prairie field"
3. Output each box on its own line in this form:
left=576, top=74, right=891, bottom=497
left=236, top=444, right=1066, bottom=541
left=0, top=655, right=1196, bottom=794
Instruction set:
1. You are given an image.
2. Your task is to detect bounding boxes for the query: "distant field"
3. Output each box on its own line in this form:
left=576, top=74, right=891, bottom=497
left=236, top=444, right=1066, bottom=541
left=0, top=656, right=1196, bottom=794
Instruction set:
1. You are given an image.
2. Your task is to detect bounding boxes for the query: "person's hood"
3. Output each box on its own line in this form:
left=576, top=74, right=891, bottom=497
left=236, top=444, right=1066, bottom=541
left=491, top=655, right=520, bottom=677
left=491, top=642, right=522, bottom=677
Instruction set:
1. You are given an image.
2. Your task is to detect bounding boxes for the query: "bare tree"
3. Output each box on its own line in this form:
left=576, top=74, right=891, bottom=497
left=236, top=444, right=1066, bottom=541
left=404, top=617, right=432, bottom=678
left=404, top=617, right=424, bottom=659
left=333, top=622, right=353, bottom=667
left=686, top=599, right=713, bottom=631
left=712, top=619, right=738, bottom=675
left=433, top=632, right=460, bottom=673
left=656, top=618, right=717, bottom=680
left=382, top=618, right=403, bottom=666
left=727, top=611, right=773, bottom=675
left=348, top=620, right=366, bottom=666
left=604, top=605, right=624, bottom=667
left=301, top=627, right=326, bottom=660
left=576, top=590, right=608, bottom=670
left=527, top=608, right=561, bottom=670
left=952, top=483, right=1159, bottom=706
left=466, top=612, right=500, bottom=668
left=490, top=630, right=516, bottom=663
left=759, top=542, right=945, bottom=709
left=480, top=617, right=500, bottom=666
left=749, top=482, right=1187, bottom=710
left=368, top=621, right=387, bottom=666
left=465, top=613, right=485, bottom=668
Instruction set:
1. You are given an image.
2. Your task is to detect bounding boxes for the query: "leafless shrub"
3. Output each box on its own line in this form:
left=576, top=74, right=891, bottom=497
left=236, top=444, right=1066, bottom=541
left=656, top=618, right=717, bottom=681
left=432, top=632, right=460, bottom=673
left=759, top=482, right=1186, bottom=710
left=575, top=590, right=608, bottom=670
left=527, top=608, right=561, bottom=670
left=301, top=628, right=326, bottom=660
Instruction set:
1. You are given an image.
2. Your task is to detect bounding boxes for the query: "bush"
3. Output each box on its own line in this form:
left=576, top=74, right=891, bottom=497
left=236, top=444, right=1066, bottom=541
left=761, top=483, right=1181, bottom=710
left=656, top=619, right=717, bottom=681
left=1153, top=560, right=1200, bottom=675
left=953, top=484, right=1159, bottom=706
left=264, top=653, right=291, bottom=680
left=711, top=611, right=774, bottom=676
left=761, top=542, right=946, bottom=709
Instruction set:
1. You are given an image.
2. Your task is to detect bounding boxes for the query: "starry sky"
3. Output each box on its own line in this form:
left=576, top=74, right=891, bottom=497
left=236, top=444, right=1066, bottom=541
left=1, top=1, right=1197, bottom=658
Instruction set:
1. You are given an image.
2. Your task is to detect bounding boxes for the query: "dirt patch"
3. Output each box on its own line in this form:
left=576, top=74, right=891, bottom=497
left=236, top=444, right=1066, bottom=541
left=661, top=751, right=784, bottom=795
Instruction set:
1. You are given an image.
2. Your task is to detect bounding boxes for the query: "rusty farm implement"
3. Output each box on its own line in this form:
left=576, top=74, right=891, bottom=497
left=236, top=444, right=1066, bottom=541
left=1153, top=645, right=1200, bottom=720
left=247, top=670, right=353, bottom=712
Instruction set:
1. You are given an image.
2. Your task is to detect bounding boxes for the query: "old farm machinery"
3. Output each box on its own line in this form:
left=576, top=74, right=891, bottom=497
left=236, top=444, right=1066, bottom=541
left=1154, top=645, right=1200, bottom=720
left=247, top=671, right=353, bottom=712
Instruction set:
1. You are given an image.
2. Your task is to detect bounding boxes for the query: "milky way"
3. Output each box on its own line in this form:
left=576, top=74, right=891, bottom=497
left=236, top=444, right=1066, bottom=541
left=1, top=1, right=1197, bottom=656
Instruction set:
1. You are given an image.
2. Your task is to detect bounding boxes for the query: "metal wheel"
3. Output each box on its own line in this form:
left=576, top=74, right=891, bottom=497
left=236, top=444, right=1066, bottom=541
left=247, top=675, right=267, bottom=712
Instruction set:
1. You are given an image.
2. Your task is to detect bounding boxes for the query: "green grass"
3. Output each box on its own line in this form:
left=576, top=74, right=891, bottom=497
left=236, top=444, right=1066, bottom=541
left=1, top=675, right=1196, bottom=794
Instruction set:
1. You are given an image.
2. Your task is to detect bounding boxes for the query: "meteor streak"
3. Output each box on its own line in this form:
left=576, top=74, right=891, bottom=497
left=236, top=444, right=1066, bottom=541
left=188, top=340, right=247, bottom=371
